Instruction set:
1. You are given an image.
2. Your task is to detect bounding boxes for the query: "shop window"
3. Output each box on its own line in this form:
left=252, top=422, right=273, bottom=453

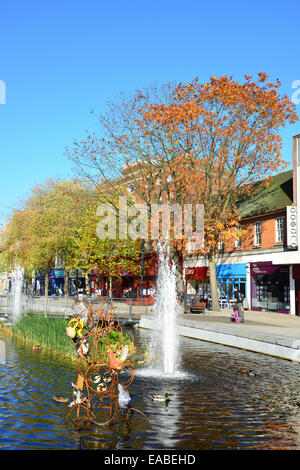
left=227, top=279, right=233, bottom=300
left=254, top=221, right=261, bottom=246
left=252, top=271, right=289, bottom=312
left=235, top=225, right=242, bottom=248
left=276, top=217, right=284, bottom=243
left=239, top=280, right=246, bottom=297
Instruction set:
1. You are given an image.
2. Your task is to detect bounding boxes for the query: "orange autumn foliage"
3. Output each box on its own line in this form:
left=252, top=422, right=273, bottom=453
left=68, top=75, right=298, bottom=306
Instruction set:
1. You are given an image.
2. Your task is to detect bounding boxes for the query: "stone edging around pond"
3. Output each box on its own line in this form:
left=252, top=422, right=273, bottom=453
left=138, top=316, right=300, bottom=363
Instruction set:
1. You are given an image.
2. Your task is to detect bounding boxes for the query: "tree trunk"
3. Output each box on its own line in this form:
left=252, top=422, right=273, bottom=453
left=31, top=270, right=35, bottom=295
left=208, top=252, right=220, bottom=311
left=85, top=273, right=90, bottom=296
left=109, top=276, right=113, bottom=299
left=64, top=270, right=70, bottom=296
left=45, top=270, right=49, bottom=297
left=169, top=245, right=185, bottom=300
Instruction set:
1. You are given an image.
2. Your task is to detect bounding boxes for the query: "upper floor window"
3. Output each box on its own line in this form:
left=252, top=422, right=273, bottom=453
left=218, top=241, right=225, bottom=251
left=276, top=217, right=284, bottom=243
left=235, top=225, right=242, bottom=248
left=128, top=184, right=135, bottom=193
left=254, top=221, right=261, bottom=246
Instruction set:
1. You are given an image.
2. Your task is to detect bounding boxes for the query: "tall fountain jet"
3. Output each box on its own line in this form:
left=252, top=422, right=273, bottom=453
left=12, top=266, right=24, bottom=323
left=154, top=241, right=180, bottom=375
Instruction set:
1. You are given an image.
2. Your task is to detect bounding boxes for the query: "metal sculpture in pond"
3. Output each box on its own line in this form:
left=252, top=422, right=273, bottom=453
left=64, top=299, right=143, bottom=425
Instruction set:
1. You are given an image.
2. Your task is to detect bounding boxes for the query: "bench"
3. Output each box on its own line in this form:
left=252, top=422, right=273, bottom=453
left=189, top=302, right=206, bottom=314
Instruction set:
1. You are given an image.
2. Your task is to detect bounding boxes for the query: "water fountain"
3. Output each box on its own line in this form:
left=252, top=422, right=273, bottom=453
left=11, top=266, right=24, bottom=324
left=153, top=241, right=180, bottom=375
left=138, top=241, right=182, bottom=377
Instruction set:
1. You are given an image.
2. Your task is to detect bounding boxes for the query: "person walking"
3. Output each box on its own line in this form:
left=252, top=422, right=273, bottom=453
left=234, top=285, right=245, bottom=323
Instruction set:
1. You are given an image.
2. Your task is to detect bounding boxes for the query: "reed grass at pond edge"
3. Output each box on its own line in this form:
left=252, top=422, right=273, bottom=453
left=11, top=314, right=76, bottom=360
left=9, top=314, right=136, bottom=364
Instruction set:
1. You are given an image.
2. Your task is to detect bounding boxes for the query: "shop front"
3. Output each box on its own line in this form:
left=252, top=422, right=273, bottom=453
left=185, top=267, right=210, bottom=296
left=292, top=265, right=300, bottom=316
left=90, top=270, right=107, bottom=296
left=89, top=272, right=157, bottom=299
left=69, top=269, right=86, bottom=295
left=185, top=263, right=247, bottom=304
left=49, top=269, right=65, bottom=295
left=90, top=252, right=159, bottom=299
left=216, top=263, right=247, bottom=303
left=250, top=262, right=290, bottom=313
left=34, top=272, right=45, bottom=296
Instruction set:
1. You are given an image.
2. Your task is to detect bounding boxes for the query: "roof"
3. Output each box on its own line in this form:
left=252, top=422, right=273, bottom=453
left=237, top=169, right=293, bottom=218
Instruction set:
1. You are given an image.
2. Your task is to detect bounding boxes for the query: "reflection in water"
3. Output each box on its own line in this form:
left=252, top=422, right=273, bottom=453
left=143, top=382, right=181, bottom=448
left=1, top=329, right=300, bottom=449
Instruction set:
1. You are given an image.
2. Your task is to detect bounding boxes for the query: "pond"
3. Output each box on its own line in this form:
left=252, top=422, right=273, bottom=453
left=0, top=328, right=300, bottom=450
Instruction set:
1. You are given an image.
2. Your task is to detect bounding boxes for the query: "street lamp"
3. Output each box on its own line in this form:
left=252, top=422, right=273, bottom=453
left=140, top=239, right=145, bottom=305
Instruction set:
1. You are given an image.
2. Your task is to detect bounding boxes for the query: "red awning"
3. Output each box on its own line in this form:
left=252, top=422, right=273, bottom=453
left=185, top=267, right=209, bottom=280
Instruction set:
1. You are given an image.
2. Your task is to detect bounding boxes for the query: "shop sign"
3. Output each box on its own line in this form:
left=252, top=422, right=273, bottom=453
left=53, top=270, right=64, bottom=277
left=185, top=267, right=210, bottom=279
left=185, top=268, right=194, bottom=275
left=251, top=262, right=279, bottom=275
left=287, top=206, right=298, bottom=250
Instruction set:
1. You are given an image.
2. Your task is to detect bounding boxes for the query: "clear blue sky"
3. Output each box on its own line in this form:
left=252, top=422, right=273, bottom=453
left=0, top=0, right=300, bottom=226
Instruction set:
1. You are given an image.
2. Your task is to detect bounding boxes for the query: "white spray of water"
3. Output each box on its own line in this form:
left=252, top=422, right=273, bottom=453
left=12, top=266, right=24, bottom=323
left=153, top=241, right=180, bottom=375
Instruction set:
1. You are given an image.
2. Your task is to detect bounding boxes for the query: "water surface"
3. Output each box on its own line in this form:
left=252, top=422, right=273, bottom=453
left=1, top=329, right=300, bottom=450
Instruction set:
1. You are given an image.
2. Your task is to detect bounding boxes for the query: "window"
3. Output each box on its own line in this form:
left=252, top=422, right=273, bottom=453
left=276, top=217, right=284, bottom=243
left=254, top=221, right=261, bottom=246
left=128, top=184, right=135, bottom=193
left=218, top=241, right=225, bottom=251
left=235, top=225, right=242, bottom=248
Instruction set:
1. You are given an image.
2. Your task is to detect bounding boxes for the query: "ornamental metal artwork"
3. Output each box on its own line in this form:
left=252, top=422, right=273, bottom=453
left=64, top=299, right=144, bottom=425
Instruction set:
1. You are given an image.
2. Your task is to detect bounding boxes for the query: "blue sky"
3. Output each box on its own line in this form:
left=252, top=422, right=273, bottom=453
left=0, top=0, right=300, bottom=226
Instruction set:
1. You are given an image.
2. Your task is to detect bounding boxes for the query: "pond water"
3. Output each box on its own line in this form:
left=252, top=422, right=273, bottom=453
left=1, top=328, right=300, bottom=450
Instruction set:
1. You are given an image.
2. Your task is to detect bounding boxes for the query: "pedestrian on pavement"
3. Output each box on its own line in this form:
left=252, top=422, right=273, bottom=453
left=234, top=285, right=245, bottom=323
left=127, top=287, right=135, bottom=299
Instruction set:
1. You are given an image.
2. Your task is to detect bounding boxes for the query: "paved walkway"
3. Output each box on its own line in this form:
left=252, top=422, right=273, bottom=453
left=182, top=309, right=300, bottom=340
left=138, top=309, right=300, bottom=362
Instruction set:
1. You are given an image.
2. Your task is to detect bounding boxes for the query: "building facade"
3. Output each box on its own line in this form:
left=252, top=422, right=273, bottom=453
left=184, top=161, right=298, bottom=314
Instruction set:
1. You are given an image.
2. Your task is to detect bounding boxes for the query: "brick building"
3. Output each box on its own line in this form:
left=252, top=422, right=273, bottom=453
left=184, top=135, right=300, bottom=315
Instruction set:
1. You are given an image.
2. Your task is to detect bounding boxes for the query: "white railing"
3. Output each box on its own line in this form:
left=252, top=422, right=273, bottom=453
left=0, top=294, right=152, bottom=320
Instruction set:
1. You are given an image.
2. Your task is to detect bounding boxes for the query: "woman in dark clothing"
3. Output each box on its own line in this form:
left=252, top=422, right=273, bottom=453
left=234, top=285, right=245, bottom=323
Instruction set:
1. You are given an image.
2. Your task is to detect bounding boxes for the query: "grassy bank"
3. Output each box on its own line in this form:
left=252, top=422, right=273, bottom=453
left=11, top=314, right=76, bottom=360
left=8, top=313, right=137, bottom=364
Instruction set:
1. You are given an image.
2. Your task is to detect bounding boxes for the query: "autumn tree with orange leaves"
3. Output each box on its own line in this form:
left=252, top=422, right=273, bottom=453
left=68, top=74, right=297, bottom=310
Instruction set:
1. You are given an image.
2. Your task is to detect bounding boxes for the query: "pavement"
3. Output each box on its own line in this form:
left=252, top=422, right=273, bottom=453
left=138, top=309, right=300, bottom=362
left=182, top=309, right=300, bottom=340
